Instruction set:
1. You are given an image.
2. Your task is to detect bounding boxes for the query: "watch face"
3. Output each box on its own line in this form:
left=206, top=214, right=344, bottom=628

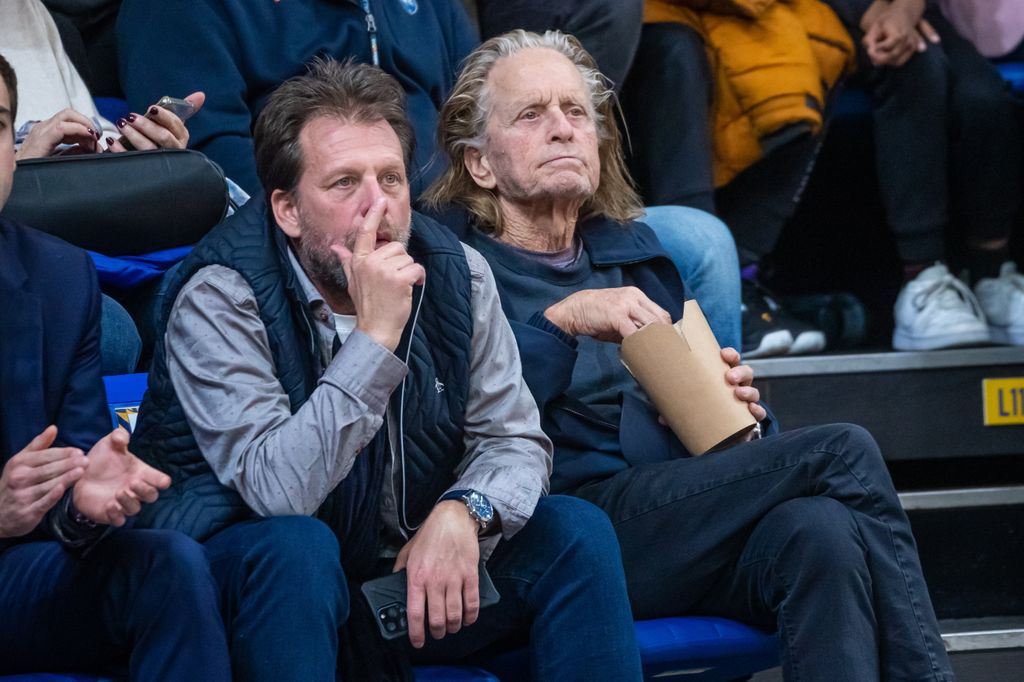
left=466, top=491, right=494, bottom=525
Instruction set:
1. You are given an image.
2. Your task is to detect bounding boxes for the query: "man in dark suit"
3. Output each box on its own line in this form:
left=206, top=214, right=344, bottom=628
left=0, top=53, right=232, bottom=680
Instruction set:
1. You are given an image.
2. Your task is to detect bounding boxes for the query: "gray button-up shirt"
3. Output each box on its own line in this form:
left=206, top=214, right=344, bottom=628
left=165, top=242, right=552, bottom=552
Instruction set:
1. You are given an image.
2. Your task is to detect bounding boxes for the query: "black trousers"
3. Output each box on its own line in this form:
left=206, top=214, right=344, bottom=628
left=568, top=424, right=954, bottom=682
left=852, top=8, right=1021, bottom=263
left=475, top=0, right=643, bottom=92
left=620, top=22, right=823, bottom=264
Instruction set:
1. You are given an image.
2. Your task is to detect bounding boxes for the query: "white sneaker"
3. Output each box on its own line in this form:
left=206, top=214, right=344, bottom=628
left=893, top=263, right=991, bottom=351
left=974, top=262, right=1024, bottom=346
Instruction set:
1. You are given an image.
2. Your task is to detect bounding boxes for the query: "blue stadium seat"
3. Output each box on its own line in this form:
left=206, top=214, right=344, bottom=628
left=633, top=616, right=779, bottom=680
left=481, top=616, right=778, bottom=681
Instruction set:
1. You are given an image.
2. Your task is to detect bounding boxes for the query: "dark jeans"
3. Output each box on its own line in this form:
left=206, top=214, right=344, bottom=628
left=0, top=529, right=230, bottom=680
left=854, top=8, right=1021, bottom=263
left=100, top=294, right=142, bottom=375
left=476, top=0, right=643, bottom=91
left=569, top=423, right=954, bottom=682
left=621, top=22, right=823, bottom=263
left=205, top=496, right=642, bottom=682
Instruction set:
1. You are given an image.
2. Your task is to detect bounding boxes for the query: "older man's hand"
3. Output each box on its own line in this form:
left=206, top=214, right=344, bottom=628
left=721, top=347, right=767, bottom=423
left=544, top=287, right=671, bottom=343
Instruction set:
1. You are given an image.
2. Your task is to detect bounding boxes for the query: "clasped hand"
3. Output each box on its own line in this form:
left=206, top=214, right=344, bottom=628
left=861, top=0, right=940, bottom=68
left=0, top=425, right=171, bottom=539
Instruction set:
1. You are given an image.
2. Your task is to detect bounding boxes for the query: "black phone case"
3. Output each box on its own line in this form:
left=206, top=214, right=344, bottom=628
left=360, top=564, right=501, bottom=640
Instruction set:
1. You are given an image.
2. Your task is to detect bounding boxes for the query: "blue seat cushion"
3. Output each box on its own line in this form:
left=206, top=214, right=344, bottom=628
left=482, top=615, right=779, bottom=681
left=637, top=616, right=779, bottom=680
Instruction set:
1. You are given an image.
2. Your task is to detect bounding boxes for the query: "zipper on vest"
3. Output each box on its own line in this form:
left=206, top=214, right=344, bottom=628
left=360, top=0, right=380, bottom=67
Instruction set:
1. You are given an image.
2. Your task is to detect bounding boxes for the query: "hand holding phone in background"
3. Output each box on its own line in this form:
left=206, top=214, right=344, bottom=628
left=105, top=91, right=205, bottom=153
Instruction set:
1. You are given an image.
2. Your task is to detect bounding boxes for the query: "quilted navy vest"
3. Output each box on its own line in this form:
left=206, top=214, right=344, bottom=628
left=130, top=199, right=473, bottom=548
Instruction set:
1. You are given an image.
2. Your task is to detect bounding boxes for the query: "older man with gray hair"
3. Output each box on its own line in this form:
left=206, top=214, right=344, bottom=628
left=427, top=30, right=954, bottom=682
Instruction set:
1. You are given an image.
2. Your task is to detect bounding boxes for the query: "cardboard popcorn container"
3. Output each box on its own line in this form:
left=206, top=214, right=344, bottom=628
left=621, top=299, right=757, bottom=455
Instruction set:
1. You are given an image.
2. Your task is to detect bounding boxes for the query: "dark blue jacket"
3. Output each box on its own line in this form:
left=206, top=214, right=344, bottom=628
left=117, top=0, right=478, bottom=198
left=476, top=215, right=775, bottom=494
left=0, top=217, right=110, bottom=549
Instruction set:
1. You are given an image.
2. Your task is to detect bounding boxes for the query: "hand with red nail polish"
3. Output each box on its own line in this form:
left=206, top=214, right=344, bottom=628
left=117, top=91, right=205, bottom=152
left=15, top=108, right=100, bottom=160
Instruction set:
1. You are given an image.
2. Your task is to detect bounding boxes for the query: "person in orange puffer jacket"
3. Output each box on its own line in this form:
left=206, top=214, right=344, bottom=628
left=621, top=0, right=856, bottom=359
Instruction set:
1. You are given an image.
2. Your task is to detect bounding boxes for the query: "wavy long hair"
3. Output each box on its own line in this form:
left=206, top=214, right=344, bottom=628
left=424, top=30, right=642, bottom=236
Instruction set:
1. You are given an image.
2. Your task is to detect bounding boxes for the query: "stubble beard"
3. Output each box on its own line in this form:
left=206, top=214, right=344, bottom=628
left=294, top=210, right=412, bottom=304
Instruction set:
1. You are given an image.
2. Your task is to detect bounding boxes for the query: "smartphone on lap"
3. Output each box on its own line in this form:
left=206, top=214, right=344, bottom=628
left=361, top=563, right=501, bottom=641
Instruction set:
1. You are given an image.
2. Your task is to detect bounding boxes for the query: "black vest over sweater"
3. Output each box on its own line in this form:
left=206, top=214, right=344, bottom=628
left=130, top=200, right=473, bottom=565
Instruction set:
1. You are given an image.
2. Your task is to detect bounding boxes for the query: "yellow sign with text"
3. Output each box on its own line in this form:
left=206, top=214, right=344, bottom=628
left=982, top=377, right=1024, bottom=426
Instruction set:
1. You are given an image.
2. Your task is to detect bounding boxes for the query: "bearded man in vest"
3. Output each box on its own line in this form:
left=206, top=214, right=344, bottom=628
left=129, top=58, right=642, bottom=682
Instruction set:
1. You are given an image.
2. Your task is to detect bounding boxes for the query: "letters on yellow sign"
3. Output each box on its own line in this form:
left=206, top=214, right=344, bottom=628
left=982, top=378, right=1024, bottom=426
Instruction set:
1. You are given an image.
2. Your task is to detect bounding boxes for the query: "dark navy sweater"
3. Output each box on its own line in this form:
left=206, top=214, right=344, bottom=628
left=117, top=0, right=478, bottom=197
left=465, top=216, right=776, bottom=493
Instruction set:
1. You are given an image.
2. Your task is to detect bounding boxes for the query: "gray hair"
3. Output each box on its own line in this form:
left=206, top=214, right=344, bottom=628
left=424, top=30, right=642, bottom=234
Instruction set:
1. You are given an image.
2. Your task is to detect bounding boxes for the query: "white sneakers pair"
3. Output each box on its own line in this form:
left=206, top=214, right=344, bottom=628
left=893, top=262, right=1024, bottom=351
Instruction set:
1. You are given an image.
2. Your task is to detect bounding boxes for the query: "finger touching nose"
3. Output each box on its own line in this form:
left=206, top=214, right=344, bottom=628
left=359, top=180, right=386, bottom=215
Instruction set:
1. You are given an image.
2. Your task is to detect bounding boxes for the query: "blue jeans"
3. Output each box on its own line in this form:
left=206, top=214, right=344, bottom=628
left=100, top=294, right=142, bottom=375
left=205, top=496, right=641, bottom=682
left=410, top=495, right=641, bottom=680
left=640, top=206, right=741, bottom=351
left=571, top=424, right=954, bottom=682
left=0, top=529, right=230, bottom=680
